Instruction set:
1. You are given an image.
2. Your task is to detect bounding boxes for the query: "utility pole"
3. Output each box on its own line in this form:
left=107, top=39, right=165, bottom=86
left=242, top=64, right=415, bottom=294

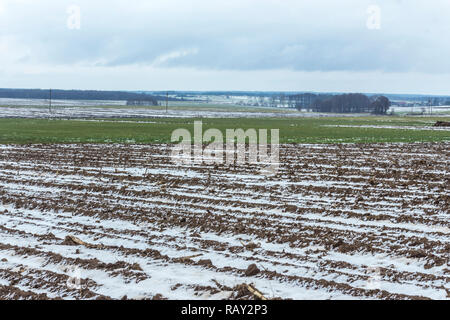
left=166, top=91, right=168, bottom=113
left=49, top=88, right=52, bottom=114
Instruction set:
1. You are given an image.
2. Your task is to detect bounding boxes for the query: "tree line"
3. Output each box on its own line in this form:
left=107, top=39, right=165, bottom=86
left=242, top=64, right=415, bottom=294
left=273, top=93, right=391, bottom=114
left=0, top=88, right=160, bottom=105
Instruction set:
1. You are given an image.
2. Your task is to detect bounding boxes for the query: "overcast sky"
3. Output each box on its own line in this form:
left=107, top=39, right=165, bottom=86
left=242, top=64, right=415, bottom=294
left=1, top=0, right=450, bottom=94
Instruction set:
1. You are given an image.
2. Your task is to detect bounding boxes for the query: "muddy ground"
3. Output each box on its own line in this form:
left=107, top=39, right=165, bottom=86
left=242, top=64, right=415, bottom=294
left=0, top=143, right=448, bottom=300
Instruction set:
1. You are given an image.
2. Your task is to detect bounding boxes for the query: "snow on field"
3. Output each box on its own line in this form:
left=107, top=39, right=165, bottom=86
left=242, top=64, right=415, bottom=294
left=389, top=106, right=450, bottom=115
left=0, top=101, right=367, bottom=119
left=322, top=125, right=450, bottom=131
left=0, top=143, right=448, bottom=300
left=0, top=105, right=314, bottom=119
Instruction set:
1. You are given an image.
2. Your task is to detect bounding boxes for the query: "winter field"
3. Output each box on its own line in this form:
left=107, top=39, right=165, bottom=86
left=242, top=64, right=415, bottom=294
left=0, top=102, right=449, bottom=300
left=1, top=99, right=450, bottom=119
left=0, top=116, right=449, bottom=144
left=0, top=143, right=448, bottom=300
left=0, top=102, right=354, bottom=119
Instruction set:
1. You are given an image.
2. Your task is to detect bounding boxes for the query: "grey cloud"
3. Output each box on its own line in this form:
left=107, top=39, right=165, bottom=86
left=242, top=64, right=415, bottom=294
left=2, top=0, right=450, bottom=73
left=1, top=0, right=450, bottom=93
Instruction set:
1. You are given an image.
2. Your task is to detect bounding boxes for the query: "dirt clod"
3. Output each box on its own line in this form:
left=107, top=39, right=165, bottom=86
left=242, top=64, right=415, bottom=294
left=198, top=259, right=213, bottom=267
left=152, top=293, right=167, bottom=300
left=245, top=264, right=260, bottom=277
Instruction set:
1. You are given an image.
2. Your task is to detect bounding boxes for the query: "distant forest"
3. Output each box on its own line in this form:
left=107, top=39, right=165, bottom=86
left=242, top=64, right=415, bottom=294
left=0, top=88, right=162, bottom=105
left=271, top=93, right=391, bottom=114
left=0, top=88, right=395, bottom=114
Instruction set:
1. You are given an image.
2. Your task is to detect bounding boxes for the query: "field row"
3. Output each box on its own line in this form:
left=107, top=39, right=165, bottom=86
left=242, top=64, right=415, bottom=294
left=0, top=143, right=448, bottom=299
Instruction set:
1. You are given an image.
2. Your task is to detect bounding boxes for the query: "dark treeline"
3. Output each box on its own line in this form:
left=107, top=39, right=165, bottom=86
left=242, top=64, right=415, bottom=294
left=284, top=93, right=391, bottom=114
left=0, top=88, right=160, bottom=105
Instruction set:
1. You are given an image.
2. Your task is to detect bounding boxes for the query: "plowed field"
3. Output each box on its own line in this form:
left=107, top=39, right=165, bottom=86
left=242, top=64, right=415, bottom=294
left=0, top=143, right=448, bottom=300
